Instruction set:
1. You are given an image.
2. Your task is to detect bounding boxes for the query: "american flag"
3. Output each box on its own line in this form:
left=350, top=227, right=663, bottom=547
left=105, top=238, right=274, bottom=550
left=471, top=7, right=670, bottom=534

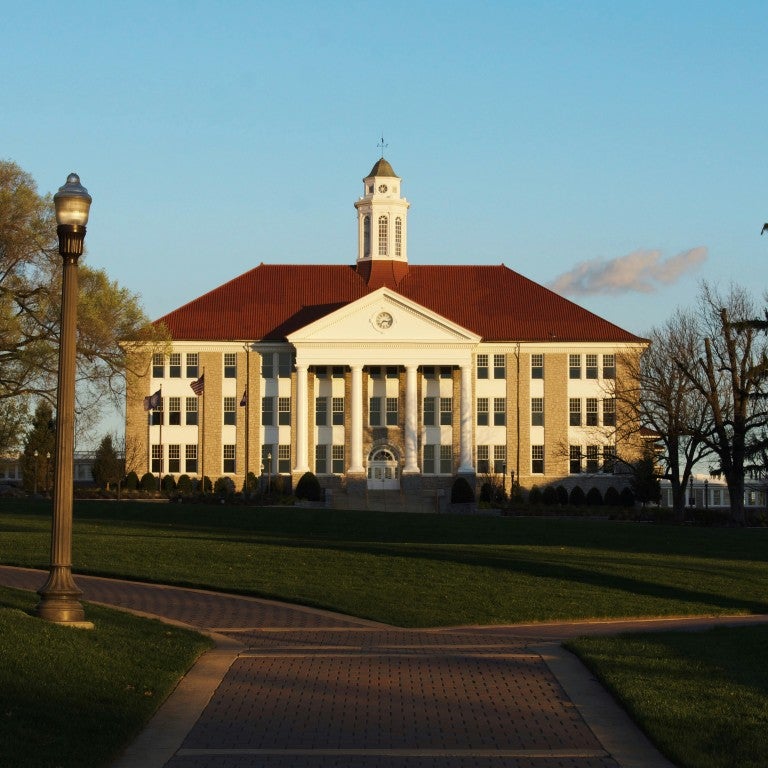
left=143, top=389, right=162, bottom=411
left=239, top=390, right=248, bottom=407
left=190, top=374, right=205, bottom=396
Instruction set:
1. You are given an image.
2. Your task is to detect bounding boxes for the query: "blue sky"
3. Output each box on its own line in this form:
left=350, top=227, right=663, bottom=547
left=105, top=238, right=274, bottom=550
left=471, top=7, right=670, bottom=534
left=4, top=0, right=767, bottom=341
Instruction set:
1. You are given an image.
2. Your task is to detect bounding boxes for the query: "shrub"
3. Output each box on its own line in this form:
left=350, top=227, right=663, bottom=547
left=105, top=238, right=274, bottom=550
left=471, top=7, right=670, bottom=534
left=604, top=486, right=620, bottom=506
left=161, top=475, right=177, bottom=494
left=569, top=486, right=586, bottom=506
left=528, top=485, right=542, bottom=505
left=542, top=485, right=558, bottom=506
left=586, top=487, right=603, bottom=507
left=620, top=487, right=635, bottom=508
left=177, top=474, right=193, bottom=496
left=295, top=471, right=323, bottom=501
left=270, top=475, right=292, bottom=497
left=202, top=476, right=213, bottom=494
left=214, top=476, right=235, bottom=496
left=450, top=476, right=475, bottom=503
left=555, top=485, right=569, bottom=506
left=479, top=482, right=493, bottom=503
left=243, top=471, right=259, bottom=495
left=124, top=471, right=139, bottom=490
left=139, top=472, right=157, bottom=491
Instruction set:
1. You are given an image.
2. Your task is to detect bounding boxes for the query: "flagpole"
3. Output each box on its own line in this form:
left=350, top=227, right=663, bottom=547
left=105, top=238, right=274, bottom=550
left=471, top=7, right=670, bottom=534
left=244, top=345, right=250, bottom=495
left=201, top=367, right=205, bottom=491
left=158, top=385, right=163, bottom=489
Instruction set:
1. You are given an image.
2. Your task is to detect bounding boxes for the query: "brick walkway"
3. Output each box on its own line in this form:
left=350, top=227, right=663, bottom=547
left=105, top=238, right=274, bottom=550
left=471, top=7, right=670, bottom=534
left=9, top=566, right=765, bottom=768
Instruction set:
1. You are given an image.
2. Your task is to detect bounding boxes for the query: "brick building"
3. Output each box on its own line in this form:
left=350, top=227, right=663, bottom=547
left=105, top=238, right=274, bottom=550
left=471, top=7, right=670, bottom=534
left=125, top=157, right=647, bottom=496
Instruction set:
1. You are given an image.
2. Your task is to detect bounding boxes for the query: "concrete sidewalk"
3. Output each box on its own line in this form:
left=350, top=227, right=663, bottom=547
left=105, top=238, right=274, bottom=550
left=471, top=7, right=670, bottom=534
left=4, top=566, right=766, bottom=768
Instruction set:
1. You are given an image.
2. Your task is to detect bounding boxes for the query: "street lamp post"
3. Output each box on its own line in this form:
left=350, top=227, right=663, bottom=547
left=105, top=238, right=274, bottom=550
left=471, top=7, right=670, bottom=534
left=33, top=450, right=39, bottom=495
left=35, top=173, right=92, bottom=626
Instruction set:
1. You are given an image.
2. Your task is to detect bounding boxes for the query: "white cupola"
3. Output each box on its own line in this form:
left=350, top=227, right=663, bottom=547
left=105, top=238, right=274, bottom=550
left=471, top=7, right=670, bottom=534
left=354, top=157, right=410, bottom=267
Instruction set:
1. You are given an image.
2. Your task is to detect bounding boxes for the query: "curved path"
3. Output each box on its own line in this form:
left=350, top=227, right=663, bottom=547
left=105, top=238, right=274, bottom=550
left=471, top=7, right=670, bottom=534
left=3, top=566, right=766, bottom=768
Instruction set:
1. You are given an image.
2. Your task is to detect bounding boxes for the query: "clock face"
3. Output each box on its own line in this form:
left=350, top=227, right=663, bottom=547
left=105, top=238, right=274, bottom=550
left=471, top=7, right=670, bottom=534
left=375, top=311, right=393, bottom=329
left=378, top=184, right=388, bottom=193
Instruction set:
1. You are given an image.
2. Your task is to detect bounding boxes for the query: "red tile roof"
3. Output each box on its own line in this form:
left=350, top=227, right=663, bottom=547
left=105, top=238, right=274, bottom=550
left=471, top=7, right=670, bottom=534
left=156, top=263, right=645, bottom=344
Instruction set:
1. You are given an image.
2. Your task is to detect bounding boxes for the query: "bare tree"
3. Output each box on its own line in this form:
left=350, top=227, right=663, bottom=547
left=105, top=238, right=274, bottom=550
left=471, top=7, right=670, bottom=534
left=677, top=283, right=768, bottom=524
left=617, top=309, right=712, bottom=521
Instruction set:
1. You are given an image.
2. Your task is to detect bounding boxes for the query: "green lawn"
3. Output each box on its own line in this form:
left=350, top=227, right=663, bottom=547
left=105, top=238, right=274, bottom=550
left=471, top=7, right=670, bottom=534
left=1, top=499, right=766, bottom=625
left=2, top=499, right=768, bottom=768
left=568, top=625, right=768, bottom=768
left=0, top=584, right=211, bottom=768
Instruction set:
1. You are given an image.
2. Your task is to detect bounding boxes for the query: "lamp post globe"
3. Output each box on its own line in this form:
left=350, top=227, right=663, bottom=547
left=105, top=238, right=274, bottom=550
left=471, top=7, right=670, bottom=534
left=35, top=173, right=92, bottom=626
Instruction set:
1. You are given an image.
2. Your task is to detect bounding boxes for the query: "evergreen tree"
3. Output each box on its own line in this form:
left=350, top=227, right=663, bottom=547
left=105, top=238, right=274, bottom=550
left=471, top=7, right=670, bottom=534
left=91, top=434, right=121, bottom=490
left=21, top=402, right=56, bottom=493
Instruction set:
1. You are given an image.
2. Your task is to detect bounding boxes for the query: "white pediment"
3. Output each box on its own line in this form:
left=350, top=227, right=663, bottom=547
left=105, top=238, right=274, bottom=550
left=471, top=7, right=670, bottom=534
left=287, top=288, right=480, bottom=365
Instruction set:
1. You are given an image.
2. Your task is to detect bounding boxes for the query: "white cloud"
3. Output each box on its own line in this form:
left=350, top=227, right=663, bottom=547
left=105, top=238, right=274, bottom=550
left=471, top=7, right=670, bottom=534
left=548, top=247, right=707, bottom=296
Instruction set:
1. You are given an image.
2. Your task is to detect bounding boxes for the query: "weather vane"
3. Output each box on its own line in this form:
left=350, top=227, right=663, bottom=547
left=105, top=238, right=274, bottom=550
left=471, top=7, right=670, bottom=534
left=377, top=135, right=388, bottom=158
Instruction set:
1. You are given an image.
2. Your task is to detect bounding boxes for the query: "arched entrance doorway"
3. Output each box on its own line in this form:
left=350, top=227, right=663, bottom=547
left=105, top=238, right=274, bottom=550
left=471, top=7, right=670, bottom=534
left=367, top=447, right=400, bottom=490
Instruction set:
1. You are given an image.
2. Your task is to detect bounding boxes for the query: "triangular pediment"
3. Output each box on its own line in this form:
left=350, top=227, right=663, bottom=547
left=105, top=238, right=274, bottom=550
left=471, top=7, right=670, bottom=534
left=287, top=287, right=480, bottom=346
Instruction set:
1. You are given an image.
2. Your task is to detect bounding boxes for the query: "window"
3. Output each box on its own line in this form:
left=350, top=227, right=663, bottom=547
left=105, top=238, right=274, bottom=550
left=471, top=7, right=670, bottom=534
left=586, top=398, right=599, bottom=426
left=423, top=396, right=435, bottom=426
left=422, top=366, right=436, bottom=380
left=369, top=366, right=382, bottom=379
left=477, top=397, right=489, bottom=426
left=603, top=398, right=616, bottom=427
left=440, top=445, right=452, bottom=474
left=278, top=352, right=292, bottom=378
left=151, top=445, right=163, bottom=473
left=332, top=397, right=344, bottom=425
left=262, top=396, right=274, bottom=426
left=223, top=397, right=236, bottom=426
left=569, top=398, right=581, bottom=427
left=395, top=217, right=403, bottom=256
left=477, top=445, right=490, bottom=474
left=168, top=444, right=180, bottom=473
left=168, top=396, right=181, bottom=426
left=440, top=397, right=453, bottom=425
left=493, top=397, right=506, bottom=426
left=386, top=397, right=398, bottom=425
left=315, top=444, right=327, bottom=474
left=315, top=397, right=328, bottom=426
left=531, top=397, right=544, bottom=427
left=332, top=366, right=345, bottom=378
left=224, top=353, right=236, bottom=378
left=278, top=397, right=291, bottom=425
left=369, top=396, right=382, bottom=426
left=363, top=215, right=371, bottom=257
left=185, top=445, right=197, bottom=473
left=315, top=366, right=328, bottom=379
left=531, top=354, right=544, bottom=379
left=151, top=397, right=163, bottom=426
left=493, top=354, right=506, bottom=379
left=186, top=353, right=199, bottom=379
left=261, top=353, right=274, bottom=379
left=586, top=445, right=600, bottom=473
left=169, top=353, right=181, bottom=378
left=586, top=354, right=598, bottom=379
left=569, top=354, right=581, bottom=379
left=223, top=444, right=236, bottom=473
left=386, top=366, right=399, bottom=379
left=423, top=444, right=436, bottom=474
left=332, top=445, right=344, bottom=474
left=152, top=353, right=164, bottom=378
left=603, top=354, right=616, bottom=379
left=439, top=366, right=452, bottom=379
left=477, top=354, right=489, bottom=379
left=493, top=445, right=506, bottom=474
left=603, top=445, right=616, bottom=473
left=186, top=397, right=198, bottom=425
left=569, top=445, right=581, bottom=474
left=531, top=445, right=544, bottom=474
left=378, top=215, right=388, bottom=255
left=278, top=444, right=290, bottom=473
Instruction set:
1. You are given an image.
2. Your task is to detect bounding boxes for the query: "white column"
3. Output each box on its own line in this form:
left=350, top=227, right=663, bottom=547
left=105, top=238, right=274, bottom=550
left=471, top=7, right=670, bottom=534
left=404, top=364, right=419, bottom=472
left=349, top=364, right=364, bottom=472
left=459, top=363, right=474, bottom=473
left=294, top=364, right=310, bottom=473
